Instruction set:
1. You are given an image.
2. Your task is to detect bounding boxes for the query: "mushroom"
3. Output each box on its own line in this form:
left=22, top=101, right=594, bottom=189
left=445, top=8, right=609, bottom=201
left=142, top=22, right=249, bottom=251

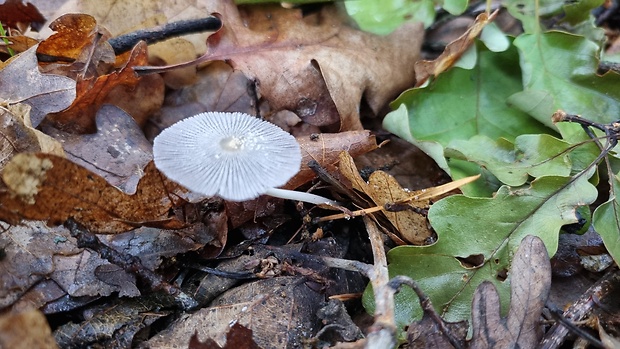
left=153, top=111, right=337, bottom=206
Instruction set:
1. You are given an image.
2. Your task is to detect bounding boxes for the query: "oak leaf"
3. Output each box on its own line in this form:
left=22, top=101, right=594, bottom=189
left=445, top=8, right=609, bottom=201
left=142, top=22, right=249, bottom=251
left=0, top=45, right=76, bottom=126
left=469, top=235, right=551, bottom=348
left=171, top=1, right=422, bottom=131
left=414, top=10, right=499, bottom=86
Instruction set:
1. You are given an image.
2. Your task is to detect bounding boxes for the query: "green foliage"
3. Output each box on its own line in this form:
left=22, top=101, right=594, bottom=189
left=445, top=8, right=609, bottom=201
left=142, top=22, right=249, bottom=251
left=344, top=0, right=467, bottom=34
left=510, top=32, right=620, bottom=127
left=372, top=0, right=620, bottom=332
left=446, top=134, right=574, bottom=186
left=364, top=174, right=597, bottom=327
left=593, top=174, right=620, bottom=264
left=0, top=22, right=14, bottom=57
left=384, top=42, right=551, bottom=195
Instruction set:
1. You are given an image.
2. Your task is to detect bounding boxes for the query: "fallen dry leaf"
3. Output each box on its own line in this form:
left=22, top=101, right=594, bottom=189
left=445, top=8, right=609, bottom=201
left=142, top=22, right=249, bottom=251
left=338, top=151, right=432, bottom=244
left=51, top=247, right=139, bottom=298
left=0, top=45, right=76, bottom=126
left=8, top=279, right=67, bottom=313
left=41, top=105, right=154, bottom=192
left=415, top=10, right=499, bottom=87
left=0, top=221, right=80, bottom=309
left=336, top=151, right=479, bottom=244
left=469, top=235, right=551, bottom=349
left=36, top=13, right=114, bottom=70
left=367, top=170, right=433, bottom=245
left=188, top=323, right=262, bottom=349
left=0, top=35, right=39, bottom=55
left=46, top=40, right=154, bottom=133
left=0, top=153, right=184, bottom=233
left=0, top=308, right=58, bottom=349
left=0, top=105, right=63, bottom=171
left=159, top=0, right=422, bottom=131
left=0, top=0, right=46, bottom=31
left=147, top=276, right=324, bottom=349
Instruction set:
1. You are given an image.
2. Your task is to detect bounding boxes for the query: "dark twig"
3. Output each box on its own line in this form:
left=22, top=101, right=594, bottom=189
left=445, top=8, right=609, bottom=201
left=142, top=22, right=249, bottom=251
left=545, top=303, right=604, bottom=349
left=388, top=275, right=465, bottom=349
left=186, top=264, right=257, bottom=280
left=63, top=218, right=198, bottom=310
left=308, top=160, right=360, bottom=203
left=108, top=16, right=222, bottom=55
left=538, top=268, right=620, bottom=349
left=598, top=61, right=620, bottom=75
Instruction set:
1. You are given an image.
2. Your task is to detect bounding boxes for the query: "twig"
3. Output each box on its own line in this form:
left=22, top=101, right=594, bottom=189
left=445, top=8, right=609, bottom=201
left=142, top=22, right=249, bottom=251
left=314, top=175, right=479, bottom=223
left=545, top=303, right=604, bottom=349
left=538, top=267, right=620, bottom=349
left=108, top=17, right=222, bottom=54
left=362, top=216, right=397, bottom=349
left=64, top=218, right=199, bottom=310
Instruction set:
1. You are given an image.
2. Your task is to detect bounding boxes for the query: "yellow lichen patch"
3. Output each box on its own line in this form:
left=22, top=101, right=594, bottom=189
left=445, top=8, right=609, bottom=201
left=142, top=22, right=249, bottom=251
left=2, top=153, right=53, bottom=204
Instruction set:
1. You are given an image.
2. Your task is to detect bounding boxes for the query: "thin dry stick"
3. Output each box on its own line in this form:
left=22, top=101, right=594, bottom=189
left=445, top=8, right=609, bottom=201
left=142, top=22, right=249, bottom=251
left=538, top=268, right=620, bottom=349
left=362, top=216, right=397, bottom=349
left=315, top=175, right=480, bottom=223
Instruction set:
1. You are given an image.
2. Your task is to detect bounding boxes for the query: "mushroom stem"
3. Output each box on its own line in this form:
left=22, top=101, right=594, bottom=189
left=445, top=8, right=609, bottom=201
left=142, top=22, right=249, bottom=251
left=265, top=188, right=338, bottom=206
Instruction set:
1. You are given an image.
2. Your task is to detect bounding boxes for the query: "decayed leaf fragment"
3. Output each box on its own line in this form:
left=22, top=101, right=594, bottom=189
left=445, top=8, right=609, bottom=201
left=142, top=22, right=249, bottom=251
left=0, top=153, right=184, bottom=233
left=414, top=10, right=499, bottom=87
left=0, top=105, right=64, bottom=170
left=46, top=41, right=153, bottom=133
left=0, top=45, right=76, bottom=126
left=0, top=308, right=58, bottom=349
left=470, top=235, right=551, bottom=349
left=337, top=151, right=478, bottom=244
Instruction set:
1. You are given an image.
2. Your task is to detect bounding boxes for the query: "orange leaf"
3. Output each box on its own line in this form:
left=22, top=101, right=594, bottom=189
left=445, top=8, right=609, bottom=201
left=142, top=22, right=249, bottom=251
left=0, top=153, right=184, bottom=233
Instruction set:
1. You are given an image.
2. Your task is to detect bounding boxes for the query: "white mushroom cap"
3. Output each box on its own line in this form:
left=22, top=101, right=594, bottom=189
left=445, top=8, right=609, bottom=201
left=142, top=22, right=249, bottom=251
left=153, top=111, right=301, bottom=201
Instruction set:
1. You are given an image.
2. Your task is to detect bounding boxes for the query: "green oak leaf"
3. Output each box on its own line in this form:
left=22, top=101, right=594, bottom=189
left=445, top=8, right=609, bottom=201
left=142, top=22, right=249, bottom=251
left=510, top=31, right=620, bottom=129
left=383, top=42, right=550, bottom=194
left=445, top=134, right=574, bottom=186
left=344, top=0, right=435, bottom=34
left=593, top=173, right=620, bottom=264
left=563, top=0, right=605, bottom=26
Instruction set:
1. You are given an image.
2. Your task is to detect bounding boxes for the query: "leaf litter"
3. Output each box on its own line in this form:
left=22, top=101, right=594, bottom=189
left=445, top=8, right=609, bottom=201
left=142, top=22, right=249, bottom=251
left=1, top=0, right=620, bottom=347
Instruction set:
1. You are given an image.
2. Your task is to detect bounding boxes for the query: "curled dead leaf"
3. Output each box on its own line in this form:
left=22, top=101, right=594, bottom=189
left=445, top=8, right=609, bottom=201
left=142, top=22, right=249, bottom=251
left=415, top=10, right=499, bottom=87
left=46, top=41, right=156, bottom=133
